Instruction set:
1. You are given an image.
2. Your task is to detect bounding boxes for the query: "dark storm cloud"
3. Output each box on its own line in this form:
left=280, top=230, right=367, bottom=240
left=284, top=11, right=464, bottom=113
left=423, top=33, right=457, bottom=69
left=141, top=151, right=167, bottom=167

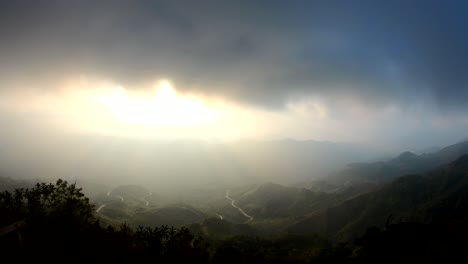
left=0, top=0, right=467, bottom=109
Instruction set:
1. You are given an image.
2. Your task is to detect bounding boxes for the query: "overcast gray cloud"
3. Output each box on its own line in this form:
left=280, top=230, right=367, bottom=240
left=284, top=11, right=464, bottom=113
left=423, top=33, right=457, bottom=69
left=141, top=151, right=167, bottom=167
left=0, top=0, right=467, bottom=111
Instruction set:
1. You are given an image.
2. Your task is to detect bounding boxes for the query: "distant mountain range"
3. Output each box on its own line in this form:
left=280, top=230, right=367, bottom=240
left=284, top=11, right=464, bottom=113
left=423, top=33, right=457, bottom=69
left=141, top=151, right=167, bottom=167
left=196, top=140, right=468, bottom=240
left=307, top=140, right=468, bottom=195
left=2, top=139, right=468, bottom=244
left=0, top=135, right=384, bottom=191
left=288, top=154, right=468, bottom=241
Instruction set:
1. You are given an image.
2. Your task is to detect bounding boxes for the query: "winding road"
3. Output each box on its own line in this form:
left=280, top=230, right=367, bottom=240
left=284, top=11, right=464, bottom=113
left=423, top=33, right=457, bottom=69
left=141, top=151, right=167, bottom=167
left=142, top=192, right=152, bottom=206
left=96, top=204, right=107, bottom=213
left=96, top=191, right=124, bottom=213
left=215, top=213, right=224, bottom=220
left=106, top=191, right=124, bottom=201
left=225, top=190, right=253, bottom=222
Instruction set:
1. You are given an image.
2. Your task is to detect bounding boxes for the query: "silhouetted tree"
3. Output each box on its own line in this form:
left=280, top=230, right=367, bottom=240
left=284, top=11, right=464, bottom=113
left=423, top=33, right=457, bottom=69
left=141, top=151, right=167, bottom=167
left=0, top=179, right=210, bottom=263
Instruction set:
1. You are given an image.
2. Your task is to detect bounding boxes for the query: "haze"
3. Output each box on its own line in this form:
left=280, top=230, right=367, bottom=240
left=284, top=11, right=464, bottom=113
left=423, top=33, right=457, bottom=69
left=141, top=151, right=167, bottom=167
left=0, top=0, right=467, bottom=191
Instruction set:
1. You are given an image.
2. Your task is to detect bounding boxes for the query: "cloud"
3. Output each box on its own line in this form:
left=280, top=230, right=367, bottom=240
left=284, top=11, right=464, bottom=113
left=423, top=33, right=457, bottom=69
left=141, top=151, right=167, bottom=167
left=0, top=0, right=467, bottom=111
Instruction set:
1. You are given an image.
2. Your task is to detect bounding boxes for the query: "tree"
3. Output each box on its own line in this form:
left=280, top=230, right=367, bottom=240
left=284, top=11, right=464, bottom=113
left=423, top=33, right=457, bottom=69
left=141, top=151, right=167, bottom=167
left=0, top=179, right=210, bottom=263
left=0, top=179, right=96, bottom=261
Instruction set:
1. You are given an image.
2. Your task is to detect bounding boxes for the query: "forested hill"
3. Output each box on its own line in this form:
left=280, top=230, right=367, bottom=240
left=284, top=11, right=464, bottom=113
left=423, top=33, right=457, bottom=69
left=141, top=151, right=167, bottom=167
left=1, top=173, right=468, bottom=262
left=289, top=154, right=468, bottom=241
left=2, top=146, right=468, bottom=262
left=309, top=140, right=468, bottom=195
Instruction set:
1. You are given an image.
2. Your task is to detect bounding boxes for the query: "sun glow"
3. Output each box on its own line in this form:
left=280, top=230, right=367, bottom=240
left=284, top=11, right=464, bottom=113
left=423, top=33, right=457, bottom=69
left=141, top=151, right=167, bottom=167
left=95, top=80, right=220, bottom=127
left=0, top=77, right=284, bottom=140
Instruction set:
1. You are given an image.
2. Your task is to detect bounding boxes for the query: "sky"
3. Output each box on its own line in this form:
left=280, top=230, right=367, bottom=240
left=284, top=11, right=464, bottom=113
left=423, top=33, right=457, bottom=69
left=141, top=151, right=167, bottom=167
left=0, top=0, right=467, bottom=149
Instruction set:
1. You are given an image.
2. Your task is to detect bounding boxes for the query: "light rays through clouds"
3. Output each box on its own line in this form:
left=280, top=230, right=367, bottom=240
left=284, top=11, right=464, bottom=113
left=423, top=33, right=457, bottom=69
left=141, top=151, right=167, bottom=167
left=0, top=1, right=466, bottom=148
left=0, top=76, right=332, bottom=141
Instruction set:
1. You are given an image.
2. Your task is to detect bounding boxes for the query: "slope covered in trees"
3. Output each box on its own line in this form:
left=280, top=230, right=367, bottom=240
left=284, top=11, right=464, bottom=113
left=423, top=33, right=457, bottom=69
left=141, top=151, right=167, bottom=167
left=310, top=140, right=468, bottom=196
left=1, top=151, right=468, bottom=263
left=289, top=154, right=468, bottom=241
left=0, top=180, right=209, bottom=263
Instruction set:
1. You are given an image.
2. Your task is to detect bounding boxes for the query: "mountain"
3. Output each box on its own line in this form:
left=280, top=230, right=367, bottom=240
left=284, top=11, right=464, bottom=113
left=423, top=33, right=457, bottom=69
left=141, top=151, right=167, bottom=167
left=189, top=218, right=259, bottom=239
left=133, top=204, right=207, bottom=227
left=208, top=182, right=343, bottom=235
left=0, top=134, right=382, bottom=192
left=93, top=184, right=208, bottom=227
left=315, top=140, right=468, bottom=194
left=235, top=183, right=339, bottom=219
left=289, top=154, right=468, bottom=241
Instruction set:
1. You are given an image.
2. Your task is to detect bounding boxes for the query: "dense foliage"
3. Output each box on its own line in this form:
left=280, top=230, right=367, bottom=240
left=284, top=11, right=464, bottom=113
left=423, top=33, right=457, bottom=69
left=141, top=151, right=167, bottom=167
left=1, top=179, right=468, bottom=263
left=0, top=180, right=209, bottom=263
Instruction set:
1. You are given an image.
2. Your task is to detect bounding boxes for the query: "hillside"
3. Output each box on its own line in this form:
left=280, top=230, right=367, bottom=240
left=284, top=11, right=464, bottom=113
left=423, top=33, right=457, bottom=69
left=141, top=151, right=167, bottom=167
left=93, top=185, right=209, bottom=227
left=206, top=182, right=343, bottom=235
left=133, top=204, right=208, bottom=227
left=235, top=183, right=340, bottom=219
left=189, top=218, right=259, bottom=239
left=289, top=154, right=468, bottom=241
left=312, top=140, right=468, bottom=195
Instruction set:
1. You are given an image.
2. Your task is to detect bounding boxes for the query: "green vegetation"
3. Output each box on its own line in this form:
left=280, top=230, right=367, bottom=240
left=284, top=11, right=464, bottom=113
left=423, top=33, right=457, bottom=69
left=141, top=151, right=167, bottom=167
left=322, top=141, right=468, bottom=194
left=289, top=154, right=468, bottom=241
left=0, top=179, right=209, bottom=263
left=1, top=178, right=468, bottom=263
left=2, top=150, right=468, bottom=262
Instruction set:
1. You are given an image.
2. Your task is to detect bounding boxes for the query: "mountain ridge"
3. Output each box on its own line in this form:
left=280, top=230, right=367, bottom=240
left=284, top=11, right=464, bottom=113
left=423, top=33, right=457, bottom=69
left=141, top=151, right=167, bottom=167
left=289, top=154, right=468, bottom=241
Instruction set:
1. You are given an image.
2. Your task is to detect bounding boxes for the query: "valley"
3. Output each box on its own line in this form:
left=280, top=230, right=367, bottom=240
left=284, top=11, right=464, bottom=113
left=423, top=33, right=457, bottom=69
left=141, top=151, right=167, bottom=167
left=3, top=139, right=468, bottom=263
left=60, top=140, right=468, bottom=242
left=225, top=190, right=254, bottom=223
left=1, top=2, right=467, bottom=262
